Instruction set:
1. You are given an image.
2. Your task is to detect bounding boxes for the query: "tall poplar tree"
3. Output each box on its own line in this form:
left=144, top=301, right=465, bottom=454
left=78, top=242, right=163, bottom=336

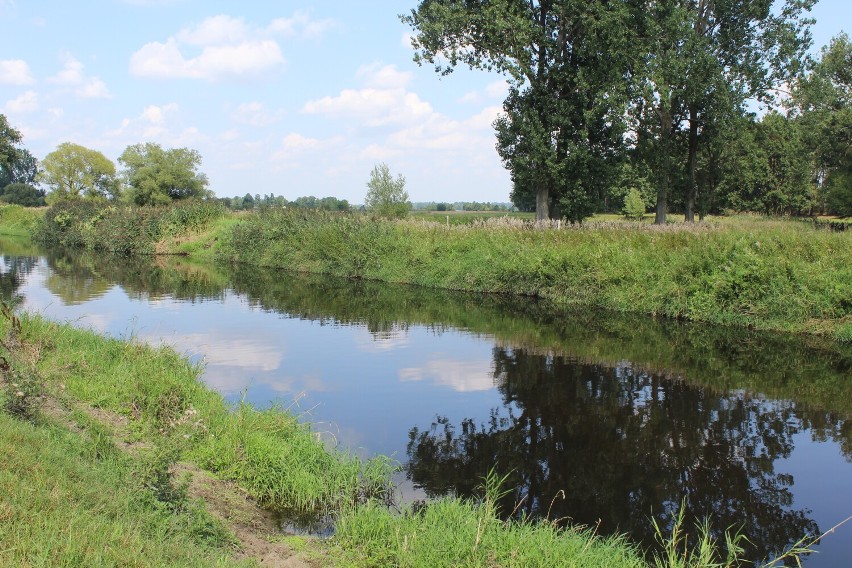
left=403, top=1, right=639, bottom=222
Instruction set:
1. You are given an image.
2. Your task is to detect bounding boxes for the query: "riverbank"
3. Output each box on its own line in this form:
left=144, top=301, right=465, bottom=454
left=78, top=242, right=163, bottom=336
left=0, top=310, right=653, bottom=567
left=24, top=202, right=852, bottom=342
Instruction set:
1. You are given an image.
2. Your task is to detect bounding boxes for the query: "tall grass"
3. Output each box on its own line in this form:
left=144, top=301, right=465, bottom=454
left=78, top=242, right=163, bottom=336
left=334, top=470, right=648, bottom=568
left=218, top=210, right=852, bottom=341
left=0, top=204, right=43, bottom=237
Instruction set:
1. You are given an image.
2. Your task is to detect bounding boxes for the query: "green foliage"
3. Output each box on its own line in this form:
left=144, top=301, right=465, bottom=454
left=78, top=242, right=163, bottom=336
left=0, top=148, right=39, bottom=188
left=0, top=114, right=23, bottom=174
left=1, top=183, right=46, bottom=207
left=717, top=114, right=815, bottom=215
left=622, top=188, right=647, bottom=221
left=792, top=33, right=852, bottom=217
left=34, top=199, right=226, bottom=255
left=41, top=142, right=120, bottom=202
left=364, top=163, right=410, bottom=218
left=119, top=142, right=209, bottom=206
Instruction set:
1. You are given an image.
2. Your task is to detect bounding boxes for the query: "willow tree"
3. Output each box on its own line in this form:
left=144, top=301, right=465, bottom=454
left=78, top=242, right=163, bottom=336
left=402, top=1, right=639, bottom=222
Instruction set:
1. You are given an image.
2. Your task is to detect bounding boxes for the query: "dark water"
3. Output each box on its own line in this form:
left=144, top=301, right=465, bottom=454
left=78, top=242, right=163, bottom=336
left=2, top=241, right=851, bottom=565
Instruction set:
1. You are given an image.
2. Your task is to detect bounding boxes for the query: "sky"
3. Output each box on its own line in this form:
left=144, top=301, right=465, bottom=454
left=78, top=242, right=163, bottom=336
left=0, top=1, right=848, bottom=204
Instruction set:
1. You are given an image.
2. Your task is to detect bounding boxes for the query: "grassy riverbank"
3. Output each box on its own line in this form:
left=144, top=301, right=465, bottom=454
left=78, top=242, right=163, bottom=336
left=0, top=310, right=655, bottom=566
left=216, top=210, right=852, bottom=342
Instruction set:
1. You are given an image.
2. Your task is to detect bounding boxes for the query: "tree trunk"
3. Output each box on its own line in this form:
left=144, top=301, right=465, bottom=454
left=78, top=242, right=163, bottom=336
left=684, top=107, right=700, bottom=223
left=535, top=187, right=549, bottom=221
left=654, top=184, right=667, bottom=225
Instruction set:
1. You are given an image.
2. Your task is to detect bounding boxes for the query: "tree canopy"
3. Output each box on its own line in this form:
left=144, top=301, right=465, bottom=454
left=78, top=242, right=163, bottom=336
left=41, top=142, right=120, bottom=203
left=404, top=0, right=818, bottom=223
left=119, top=143, right=210, bottom=206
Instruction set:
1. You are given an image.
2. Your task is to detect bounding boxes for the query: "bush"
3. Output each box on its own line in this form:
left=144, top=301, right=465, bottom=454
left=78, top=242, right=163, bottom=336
left=622, top=188, right=647, bottom=221
left=1, top=183, right=46, bottom=207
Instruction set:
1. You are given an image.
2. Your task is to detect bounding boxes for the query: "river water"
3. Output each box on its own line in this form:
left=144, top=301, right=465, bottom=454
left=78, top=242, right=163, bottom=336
left=2, top=241, right=850, bottom=565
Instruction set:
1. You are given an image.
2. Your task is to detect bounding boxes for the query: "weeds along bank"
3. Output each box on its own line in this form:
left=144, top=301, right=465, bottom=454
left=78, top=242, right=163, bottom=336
left=0, top=311, right=653, bottom=567
left=26, top=203, right=852, bottom=341
left=217, top=209, right=852, bottom=342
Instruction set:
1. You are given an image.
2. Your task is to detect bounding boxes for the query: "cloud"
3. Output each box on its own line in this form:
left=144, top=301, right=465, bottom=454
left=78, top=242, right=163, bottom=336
left=231, top=101, right=285, bottom=127
left=106, top=102, right=182, bottom=141
left=0, top=59, right=35, bottom=85
left=270, top=133, right=344, bottom=167
left=130, top=38, right=284, bottom=80
left=47, top=52, right=111, bottom=98
left=129, top=12, right=337, bottom=81
left=267, top=10, right=337, bottom=39
left=3, top=90, right=38, bottom=114
left=357, top=62, right=412, bottom=89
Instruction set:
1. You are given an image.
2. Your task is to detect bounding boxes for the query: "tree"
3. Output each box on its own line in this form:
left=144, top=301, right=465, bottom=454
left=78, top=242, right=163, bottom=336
left=0, top=148, right=39, bottom=189
left=0, top=114, right=23, bottom=176
left=41, top=142, right=120, bottom=202
left=622, top=187, right=647, bottom=220
left=0, top=183, right=46, bottom=207
left=792, top=33, right=852, bottom=216
left=404, top=1, right=637, bottom=222
left=119, top=143, right=209, bottom=206
left=717, top=113, right=814, bottom=215
left=634, top=0, right=815, bottom=224
left=364, top=163, right=410, bottom=218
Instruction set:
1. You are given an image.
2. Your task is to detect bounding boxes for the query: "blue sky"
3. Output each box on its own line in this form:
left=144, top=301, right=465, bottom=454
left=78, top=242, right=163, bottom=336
left=0, top=1, right=847, bottom=204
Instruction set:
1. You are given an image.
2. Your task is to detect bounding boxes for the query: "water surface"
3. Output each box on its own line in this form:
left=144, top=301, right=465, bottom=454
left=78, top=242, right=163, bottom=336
left=2, top=243, right=850, bottom=565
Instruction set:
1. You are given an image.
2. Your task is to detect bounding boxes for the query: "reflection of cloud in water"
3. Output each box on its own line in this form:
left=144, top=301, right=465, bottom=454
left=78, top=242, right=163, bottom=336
left=201, top=367, right=328, bottom=398
left=155, top=332, right=283, bottom=371
left=399, top=358, right=495, bottom=392
left=353, top=327, right=410, bottom=352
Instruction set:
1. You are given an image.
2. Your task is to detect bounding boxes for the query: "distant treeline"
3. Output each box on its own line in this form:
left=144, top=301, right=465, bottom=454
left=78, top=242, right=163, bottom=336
left=218, top=194, right=515, bottom=212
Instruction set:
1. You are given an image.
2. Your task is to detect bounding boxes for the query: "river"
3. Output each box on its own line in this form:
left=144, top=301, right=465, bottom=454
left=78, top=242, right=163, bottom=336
left=2, top=240, right=850, bottom=565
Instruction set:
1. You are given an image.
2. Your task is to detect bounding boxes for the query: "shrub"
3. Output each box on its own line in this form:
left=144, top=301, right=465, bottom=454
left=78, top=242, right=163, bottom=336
left=622, top=188, right=647, bottom=221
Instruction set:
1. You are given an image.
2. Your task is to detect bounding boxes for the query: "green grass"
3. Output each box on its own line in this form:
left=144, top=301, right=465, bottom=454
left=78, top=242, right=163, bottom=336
left=0, top=204, right=44, bottom=237
left=0, top=412, right=247, bottom=567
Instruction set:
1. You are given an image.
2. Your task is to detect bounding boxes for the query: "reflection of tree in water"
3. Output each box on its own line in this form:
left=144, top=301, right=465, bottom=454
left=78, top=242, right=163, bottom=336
left=0, top=255, right=39, bottom=306
left=407, top=346, right=830, bottom=562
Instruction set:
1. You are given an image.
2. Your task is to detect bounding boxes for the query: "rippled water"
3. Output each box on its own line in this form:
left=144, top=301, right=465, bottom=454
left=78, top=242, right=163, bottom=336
left=2, top=241, right=850, bottom=565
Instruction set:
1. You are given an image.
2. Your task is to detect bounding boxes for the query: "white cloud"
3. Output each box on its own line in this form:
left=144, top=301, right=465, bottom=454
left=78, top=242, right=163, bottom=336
left=77, top=77, right=111, bottom=99
left=48, top=53, right=84, bottom=85
left=130, top=38, right=284, bottom=80
left=141, top=102, right=178, bottom=124
left=129, top=12, right=336, bottom=81
left=176, top=14, right=250, bottom=46
left=400, top=31, right=414, bottom=49
left=0, top=59, right=35, bottom=85
left=267, top=10, right=337, bottom=39
left=270, top=133, right=344, bottom=166
left=47, top=52, right=111, bottom=98
left=231, top=101, right=284, bottom=127
left=303, top=88, right=433, bottom=127
left=3, top=90, right=38, bottom=114
left=356, top=63, right=412, bottom=89
left=485, top=80, right=509, bottom=99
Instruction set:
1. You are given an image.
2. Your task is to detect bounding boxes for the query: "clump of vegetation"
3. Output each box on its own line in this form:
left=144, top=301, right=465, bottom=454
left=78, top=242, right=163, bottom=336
left=34, top=199, right=226, bottom=254
left=364, top=162, right=411, bottom=218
